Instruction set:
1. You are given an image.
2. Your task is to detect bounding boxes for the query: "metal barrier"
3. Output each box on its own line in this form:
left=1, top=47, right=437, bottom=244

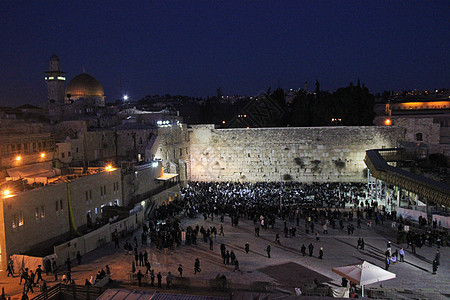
left=31, top=284, right=108, bottom=300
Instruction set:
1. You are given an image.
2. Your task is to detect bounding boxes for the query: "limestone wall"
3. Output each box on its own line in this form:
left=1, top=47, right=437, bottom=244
left=188, top=125, right=405, bottom=183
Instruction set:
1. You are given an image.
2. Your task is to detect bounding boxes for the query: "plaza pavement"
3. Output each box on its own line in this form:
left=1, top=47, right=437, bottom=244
left=0, top=212, right=448, bottom=299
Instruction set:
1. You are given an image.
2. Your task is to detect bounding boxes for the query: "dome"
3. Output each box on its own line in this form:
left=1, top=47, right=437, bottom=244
left=66, top=73, right=104, bottom=98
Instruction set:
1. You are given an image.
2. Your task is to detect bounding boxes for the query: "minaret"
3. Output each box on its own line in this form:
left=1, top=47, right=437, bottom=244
left=44, top=55, right=66, bottom=104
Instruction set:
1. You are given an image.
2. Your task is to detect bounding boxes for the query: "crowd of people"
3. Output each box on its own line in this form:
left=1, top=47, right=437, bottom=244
left=2, top=180, right=446, bottom=298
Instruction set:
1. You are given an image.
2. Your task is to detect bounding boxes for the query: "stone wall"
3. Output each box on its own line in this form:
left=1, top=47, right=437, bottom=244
left=188, top=125, right=405, bottom=183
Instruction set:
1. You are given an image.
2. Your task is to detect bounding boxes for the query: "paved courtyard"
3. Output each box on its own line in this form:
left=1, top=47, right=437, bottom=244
left=0, top=212, right=448, bottom=299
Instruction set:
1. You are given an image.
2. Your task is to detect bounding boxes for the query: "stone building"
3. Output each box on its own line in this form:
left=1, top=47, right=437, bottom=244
left=0, top=167, right=121, bottom=269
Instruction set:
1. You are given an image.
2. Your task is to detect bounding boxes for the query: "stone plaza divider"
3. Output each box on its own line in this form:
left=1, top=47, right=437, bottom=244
left=54, top=210, right=144, bottom=266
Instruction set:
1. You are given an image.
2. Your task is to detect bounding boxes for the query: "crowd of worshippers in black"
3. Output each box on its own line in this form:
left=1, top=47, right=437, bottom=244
left=182, top=181, right=368, bottom=218
left=145, top=181, right=368, bottom=251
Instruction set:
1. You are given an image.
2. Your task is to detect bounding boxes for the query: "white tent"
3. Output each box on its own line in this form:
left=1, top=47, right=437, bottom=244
left=332, top=261, right=396, bottom=297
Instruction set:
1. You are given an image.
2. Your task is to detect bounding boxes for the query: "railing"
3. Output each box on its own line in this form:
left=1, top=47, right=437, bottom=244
left=364, top=149, right=450, bottom=207
left=130, top=180, right=179, bottom=204
left=31, top=284, right=108, bottom=300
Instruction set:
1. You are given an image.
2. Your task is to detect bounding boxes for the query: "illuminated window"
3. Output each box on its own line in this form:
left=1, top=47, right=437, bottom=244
left=12, top=215, right=17, bottom=228
left=36, top=208, right=39, bottom=219
left=19, top=212, right=24, bottom=226
left=40, top=206, right=45, bottom=218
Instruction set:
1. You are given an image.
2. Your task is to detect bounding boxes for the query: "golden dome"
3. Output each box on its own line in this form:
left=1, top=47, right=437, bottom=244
left=66, top=73, right=104, bottom=98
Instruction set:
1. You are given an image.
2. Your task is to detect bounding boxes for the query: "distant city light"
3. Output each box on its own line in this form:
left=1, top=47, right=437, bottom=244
left=40, top=153, right=45, bottom=158
left=384, top=119, right=392, bottom=126
left=222, top=120, right=226, bottom=124
left=3, top=190, right=10, bottom=197
left=123, top=95, right=129, bottom=101
left=105, top=165, right=114, bottom=171
left=16, top=156, right=21, bottom=161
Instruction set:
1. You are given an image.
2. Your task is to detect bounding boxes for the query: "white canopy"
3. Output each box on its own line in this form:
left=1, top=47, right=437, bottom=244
left=332, top=261, right=396, bottom=297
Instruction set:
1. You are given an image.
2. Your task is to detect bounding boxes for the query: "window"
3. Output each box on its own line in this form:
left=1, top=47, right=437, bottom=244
left=76, top=147, right=79, bottom=153
left=180, top=148, right=182, bottom=156
left=40, top=206, right=45, bottom=218
left=36, top=208, right=39, bottom=220
left=95, top=207, right=98, bottom=214
left=12, top=215, right=17, bottom=228
left=100, top=187, right=103, bottom=196
left=89, top=190, right=92, bottom=199
left=61, top=152, right=65, bottom=158
left=60, top=199, right=63, bottom=210
left=19, top=212, right=24, bottom=226
left=416, top=133, right=423, bottom=141
left=68, top=151, right=71, bottom=157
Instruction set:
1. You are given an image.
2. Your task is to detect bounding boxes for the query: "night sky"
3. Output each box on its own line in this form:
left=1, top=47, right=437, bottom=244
left=1, top=1, right=449, bottom=107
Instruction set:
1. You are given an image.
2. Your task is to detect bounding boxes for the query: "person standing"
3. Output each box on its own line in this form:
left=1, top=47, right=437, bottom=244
left=65, top=258, right=71, bottom=273
left=219, top=225, right=224, bottom=236
left=209, top=238, right=213, bottom=250
left=178, top=264, right=183, bottom=277
left=194, top=258, right=201, bottom=274
left=266, top=244, right=271, bottom=258
left=150, top=271, right=155, bottom=287
left=308, top=243, right=314, bottom=257
left=301, top=244, right=306, bottom=256
left=435, top=250, right=440, bottom=266
left=139, top=252, right=144, bottom=267
left=319, top=247, right=323, bottom=259
left=432, top=259, right=438, bottom=274
left=137, top=270, right=143, bottom=287
left=385, top=256, right=390, bottom=270
left=399, top=248, right=405, bottom=262
left=166, top=272, right=173, bottom=288
left=360, top=238, right=365, bottom=250
left=233, top=259, right=241, bottom=273
left=157, top=272, right=162, bottom=287
left=76, top=251, right=82, bottom=265
left=230, top=250, right=236, bottom=265
left=245, top=242, right=250, bottom=254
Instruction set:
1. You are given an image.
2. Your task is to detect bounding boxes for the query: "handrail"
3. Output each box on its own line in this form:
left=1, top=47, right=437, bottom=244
left=31, top=284, right=107, bottom=300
